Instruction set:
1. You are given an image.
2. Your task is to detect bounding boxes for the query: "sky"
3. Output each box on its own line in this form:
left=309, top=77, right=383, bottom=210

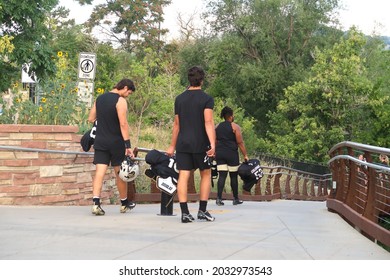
left=61, top=0, right=390, bottom=39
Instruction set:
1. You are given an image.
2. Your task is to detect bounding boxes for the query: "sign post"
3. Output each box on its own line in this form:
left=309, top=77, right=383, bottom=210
left=77, top=53, right=97, bottom=106
left=78, top=53, right=96, bottom=80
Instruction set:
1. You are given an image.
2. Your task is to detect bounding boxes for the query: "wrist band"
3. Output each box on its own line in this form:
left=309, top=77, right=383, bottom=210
left=124, top=139, right=131, bottom=149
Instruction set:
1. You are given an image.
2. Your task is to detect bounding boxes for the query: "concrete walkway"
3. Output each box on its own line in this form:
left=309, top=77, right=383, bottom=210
left=0, top=200, right=389, bottom=260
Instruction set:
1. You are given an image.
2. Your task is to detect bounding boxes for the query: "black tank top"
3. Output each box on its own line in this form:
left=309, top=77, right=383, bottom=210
left=94, top=92, right=124, bottom=150
left=216, top=121, right=238, bottom=152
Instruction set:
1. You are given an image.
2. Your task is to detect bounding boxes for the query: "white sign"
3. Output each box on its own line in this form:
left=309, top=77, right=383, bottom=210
left=78, top=53, right=96, bottom=80
left=77, top=81, right=94, bottom=107
left=21, top=63, right=37, bottom=83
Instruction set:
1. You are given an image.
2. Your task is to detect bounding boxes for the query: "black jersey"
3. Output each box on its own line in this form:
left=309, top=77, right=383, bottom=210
left=238, top=159, right=264, bottom=191
left=93, top=92, right=124, bottom=150
left=145, top=149, right=178, bottom=180
left=216, top=121, right=238, bottom=153
left=174, top=89, right=214, bottom=153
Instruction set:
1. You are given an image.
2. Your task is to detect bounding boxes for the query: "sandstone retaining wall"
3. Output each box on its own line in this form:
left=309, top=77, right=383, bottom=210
left=0, top=125, right=118, bottom=205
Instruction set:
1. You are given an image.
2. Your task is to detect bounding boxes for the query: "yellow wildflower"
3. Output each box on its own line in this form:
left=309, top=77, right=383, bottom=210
left=57, top=51, right=63, bottom=57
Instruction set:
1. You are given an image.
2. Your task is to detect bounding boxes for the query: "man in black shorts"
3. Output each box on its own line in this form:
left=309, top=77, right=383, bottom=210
left=166, top=66, right=216, bottom=223
left=88, top=78, right=136, bottom=215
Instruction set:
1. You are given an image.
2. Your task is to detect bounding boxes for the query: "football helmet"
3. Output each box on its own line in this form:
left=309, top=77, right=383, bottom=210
left=118, top=156, right=140, bottom=182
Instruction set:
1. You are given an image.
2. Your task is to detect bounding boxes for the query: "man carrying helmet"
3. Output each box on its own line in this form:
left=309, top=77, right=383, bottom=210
left=87, top=78, right=137, bottom=216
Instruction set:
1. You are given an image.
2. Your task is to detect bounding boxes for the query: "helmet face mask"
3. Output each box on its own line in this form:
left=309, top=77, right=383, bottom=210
left=119, top=156, right=139, bottom=182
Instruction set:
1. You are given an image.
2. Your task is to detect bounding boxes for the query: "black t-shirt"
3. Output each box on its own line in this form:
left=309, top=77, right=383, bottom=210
left=94, top=92, right=124, bottom=150
left=174, top=89, right=214, bottom=153
left=216, top=120, right=238, bottom=153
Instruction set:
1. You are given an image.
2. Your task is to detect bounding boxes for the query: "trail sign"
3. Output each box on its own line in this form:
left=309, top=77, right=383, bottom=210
left=78, top=53, right=96, bottom=80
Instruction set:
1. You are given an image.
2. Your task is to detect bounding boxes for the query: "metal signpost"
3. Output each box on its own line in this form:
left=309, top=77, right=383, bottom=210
left=77, top=53, right=97, bottom=106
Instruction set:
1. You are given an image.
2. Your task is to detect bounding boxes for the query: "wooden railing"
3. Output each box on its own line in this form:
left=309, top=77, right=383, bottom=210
left=328, top=141, right=390, bottom=248
left=129, top=148, right=332, bottom=203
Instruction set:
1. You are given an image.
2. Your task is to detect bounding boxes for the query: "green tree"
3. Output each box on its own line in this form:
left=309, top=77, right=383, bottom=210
left=201, top=0, right=343, bottom=136
left=0, top=0, right=59, bottom=91
left=123, top=48, right=182, bottom=145
left=267, top=29, right=375, bottom=162
left=360, top=36, right=390, bottom=148
left=83, top=0, right=171, bottom=54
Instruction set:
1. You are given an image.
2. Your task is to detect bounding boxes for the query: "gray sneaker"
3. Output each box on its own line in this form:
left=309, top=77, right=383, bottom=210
left=181, top=213, right=195, bottom=223
left=197, top=210, right=215, bottom=221
left=92, top=204, right=105, bottom=216
left=216, top=198, right=224, bottom=206
left=120, top=201, right=136, bottom=213
left=233, top=199, right=243, bottom=205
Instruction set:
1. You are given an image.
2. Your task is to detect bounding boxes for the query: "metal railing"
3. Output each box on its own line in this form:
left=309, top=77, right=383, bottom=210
left=328, top=141, right=390, bottom=248
left=0, top=144, right=332, bottom=202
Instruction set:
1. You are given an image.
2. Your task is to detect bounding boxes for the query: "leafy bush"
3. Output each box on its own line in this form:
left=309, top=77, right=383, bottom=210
left=0, top=52, right=89, bottom=129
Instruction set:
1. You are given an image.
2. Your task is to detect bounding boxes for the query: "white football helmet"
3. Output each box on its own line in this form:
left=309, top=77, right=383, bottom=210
left=118, top=157, right=140, bottom=182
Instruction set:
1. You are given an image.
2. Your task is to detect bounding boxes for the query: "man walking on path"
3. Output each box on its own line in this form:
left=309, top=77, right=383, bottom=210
left=88, top=78, right=136, bottom=216
left=166, top=66, right=216, bottom=223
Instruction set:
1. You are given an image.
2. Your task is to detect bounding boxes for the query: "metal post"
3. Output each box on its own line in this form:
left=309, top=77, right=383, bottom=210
left=159, top=192, right=174, bottom=216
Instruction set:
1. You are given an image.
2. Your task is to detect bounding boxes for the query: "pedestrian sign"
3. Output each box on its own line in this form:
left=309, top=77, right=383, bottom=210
left=78, top=53, right=96, bottom=80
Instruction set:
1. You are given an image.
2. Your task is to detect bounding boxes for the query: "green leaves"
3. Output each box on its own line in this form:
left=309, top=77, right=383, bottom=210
left=267, top=29, right=377, bottom=162
left=0, top=0, right=58, bottom=90
left=85, top=0, right=171, bottom=53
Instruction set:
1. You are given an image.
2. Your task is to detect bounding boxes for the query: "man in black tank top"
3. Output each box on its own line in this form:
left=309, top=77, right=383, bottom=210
left=166, top=66, right=217, bottom=223
left=215, top=106, right=249, bottom=206
left=87, top=78, right=136, bottom=216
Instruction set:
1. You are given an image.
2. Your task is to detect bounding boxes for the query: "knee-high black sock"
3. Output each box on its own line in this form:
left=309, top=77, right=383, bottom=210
left=230, top=172, right=239, bottom=199
left=217, top=171, right=228, bottom=199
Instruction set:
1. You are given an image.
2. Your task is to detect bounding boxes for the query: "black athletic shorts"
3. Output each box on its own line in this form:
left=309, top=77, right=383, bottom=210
left=93, top=148, right=125, bottom=166
left=176, top=152, right=212, bottom=171
left=216, top=149, right=240, bottom=172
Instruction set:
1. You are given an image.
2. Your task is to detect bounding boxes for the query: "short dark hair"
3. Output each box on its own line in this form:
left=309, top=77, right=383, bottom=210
left=114, top=78, right=136, bottom=91
left=188, top=66, right=205, bottom=87
left=220, top=106, right=233, bottom=119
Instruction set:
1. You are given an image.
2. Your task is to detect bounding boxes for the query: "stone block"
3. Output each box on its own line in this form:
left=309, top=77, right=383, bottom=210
left=15, top=152, right=39, bottom=159
left=40, top=166, right=63, bottom=177
left=62, top=188, right=80, bottom=195
left=0, top=197, right=15, bottom=205
left=30, top=184, right=62, bottom=196
left=9, top=133, right=33, bottom=140
left=0, top=152, right=16, bottom=160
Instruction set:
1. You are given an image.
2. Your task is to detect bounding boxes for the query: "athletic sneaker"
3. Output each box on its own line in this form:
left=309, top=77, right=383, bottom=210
left=181, top=213, right=195, bottom=223
left=197, top=210, right=215, bottom=221
left=233, top=199, right=243, bottom=205
left=216, top=198, right=224, bottom=206
left=120, top=201, right=136, bottom=213
left=92, top=204, right=105, bottom=216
